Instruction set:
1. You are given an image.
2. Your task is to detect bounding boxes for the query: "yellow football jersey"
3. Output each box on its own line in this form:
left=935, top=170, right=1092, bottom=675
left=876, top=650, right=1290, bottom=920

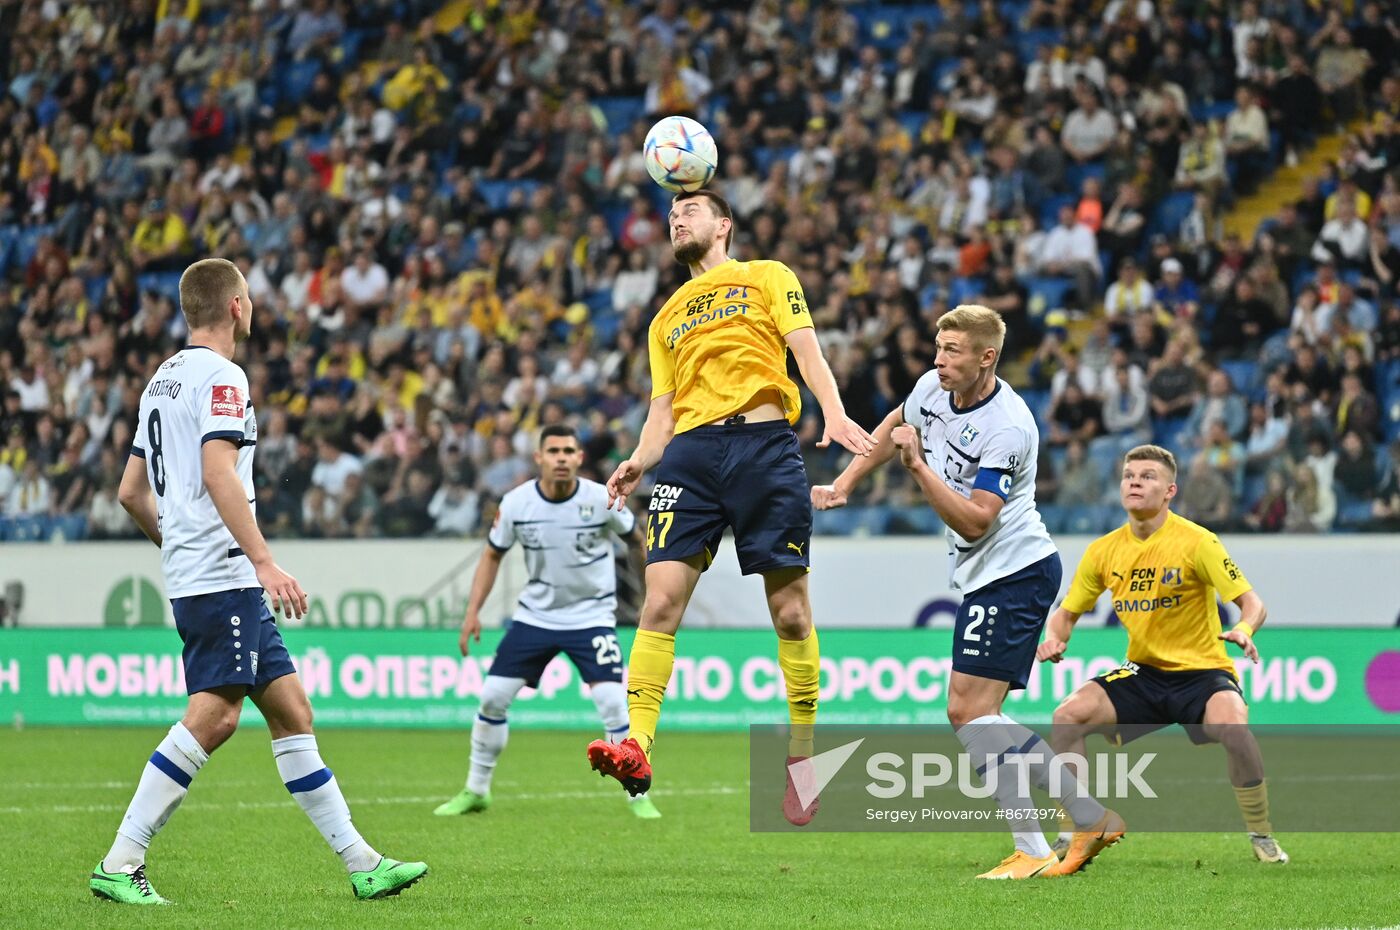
left=1062, top=512, right=1253, bottom=675
left=647, top=259, right=813, bottom=435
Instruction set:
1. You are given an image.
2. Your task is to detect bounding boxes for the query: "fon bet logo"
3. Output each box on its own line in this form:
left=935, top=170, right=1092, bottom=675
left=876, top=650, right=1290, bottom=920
left=210, top=385, right=246, bottom=418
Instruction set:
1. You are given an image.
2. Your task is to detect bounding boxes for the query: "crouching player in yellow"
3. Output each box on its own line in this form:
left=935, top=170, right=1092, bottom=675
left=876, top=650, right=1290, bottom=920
left=1037, top=444, right=1288, bottom=874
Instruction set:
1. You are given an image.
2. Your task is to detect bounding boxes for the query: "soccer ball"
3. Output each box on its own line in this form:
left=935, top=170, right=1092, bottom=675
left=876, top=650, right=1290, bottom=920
left=643, top=115, right=718, bottom=193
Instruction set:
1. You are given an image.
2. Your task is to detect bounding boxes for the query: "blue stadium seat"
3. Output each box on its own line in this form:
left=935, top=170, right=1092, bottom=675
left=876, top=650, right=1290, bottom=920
left=48, top=514, right=88, bottom=541
left=1026, top=276, right=1072, bottom=313
left=1219, top=359, right=1258, bottom=392
left=1063, top=505, right=1100, bottom=534
left=137, top=272, right=183, bottom=303
left=1039, top=504, right=1066, bottom=534
left=1037, top=193, right=1076, bottom=230
left=280, top=60, right=322, bottom=108
left=14, top=224, right=54, bottom=270
left=0, top=224, right=18, bottom=276
left=1149, top=191, right=1194, bottom=240
left=595, top=96, right=645, bottom=134
left=949, top=276, right=985, bottom=305
left=476, top=180, right=542, bottom=211
left=84, top=274, right=108, bottom=306
left=1064, top=160, right=1105, bottom=193
left=1015, top=29, right=1063, bottom=64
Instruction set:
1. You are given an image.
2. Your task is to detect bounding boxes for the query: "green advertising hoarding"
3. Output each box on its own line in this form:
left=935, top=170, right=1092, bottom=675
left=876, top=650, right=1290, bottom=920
left=0, top=628, right=1396, bottom=728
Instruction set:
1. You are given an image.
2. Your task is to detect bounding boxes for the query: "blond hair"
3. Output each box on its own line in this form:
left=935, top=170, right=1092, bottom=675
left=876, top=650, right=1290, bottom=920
left=936, top=304, right=1006, bottom=355
left=179, top=258, right=244, bottom=330
left=1124, top=444, right=1178, bottom=478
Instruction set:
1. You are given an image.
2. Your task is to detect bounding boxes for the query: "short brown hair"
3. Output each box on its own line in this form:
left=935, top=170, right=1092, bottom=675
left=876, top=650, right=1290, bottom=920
left=179, top=258, right=245, bottom=329
left=672, top=189, right=734, bottom=250
left=936, top=304, right=1007, bottom=355
left=1124, top=444, right=1178, bottom=478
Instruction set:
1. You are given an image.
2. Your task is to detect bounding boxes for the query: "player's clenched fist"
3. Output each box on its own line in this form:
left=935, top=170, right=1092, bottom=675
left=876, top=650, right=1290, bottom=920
left=890, top=424, right=922, bottom=469
left=1036, top=638, right=1067, bottom=663
left=810, top=483, right=848, bottom=510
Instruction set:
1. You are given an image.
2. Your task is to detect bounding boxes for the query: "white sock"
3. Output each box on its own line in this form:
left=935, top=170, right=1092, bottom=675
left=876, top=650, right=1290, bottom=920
left=956, top=714, right=1053, bottom=858
left=272, top=733, right=379, bottom=873
left=592, top=681, right=648, bottom=801
left=994, top=714, right=1106, bottom=830
left=467, top=676, right=523, bottom=794
left=104, top=722, right=209, bottom=872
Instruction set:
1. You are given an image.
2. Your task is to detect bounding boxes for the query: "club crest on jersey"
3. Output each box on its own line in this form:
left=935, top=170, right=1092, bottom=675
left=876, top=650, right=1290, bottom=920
left=1162, top=567, right=1183, bottom=586
left=579, top=504, right=595, bottom=521
left=959, top=423, right=980, bottom=447
left=211, top=384, right=245, bottom=418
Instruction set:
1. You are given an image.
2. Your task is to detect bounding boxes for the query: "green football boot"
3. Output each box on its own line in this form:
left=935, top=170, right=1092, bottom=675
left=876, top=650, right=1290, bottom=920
left=350, top=857, right=428, bottom=900
left=433, top=788, right=491, bottom=816
left=90, top=863, right=170, bottom=905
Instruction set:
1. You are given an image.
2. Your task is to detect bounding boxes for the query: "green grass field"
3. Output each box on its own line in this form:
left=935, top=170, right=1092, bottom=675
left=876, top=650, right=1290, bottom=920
left=3, top=727, right=1398, bottom=930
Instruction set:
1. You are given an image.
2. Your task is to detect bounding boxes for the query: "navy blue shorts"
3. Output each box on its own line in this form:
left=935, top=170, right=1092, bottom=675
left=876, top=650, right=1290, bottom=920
left=170, top=587, right=298, bottom=695
left=952, top=553, right=1063, bottom=691
left=488, top=620, right=623, bottom=687
left=646, top=420, right=812, bottom=575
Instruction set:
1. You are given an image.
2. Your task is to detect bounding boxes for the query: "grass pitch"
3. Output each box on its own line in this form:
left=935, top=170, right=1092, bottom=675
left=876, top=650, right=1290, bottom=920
left=2, top=727, right=1397, bottom=929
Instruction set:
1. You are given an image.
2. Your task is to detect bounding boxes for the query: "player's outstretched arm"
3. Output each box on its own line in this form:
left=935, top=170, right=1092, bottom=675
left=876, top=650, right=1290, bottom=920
left=890, top=424, right=1005, bottom=539
left=1037, top=606, right=1081, bottom=663
left=812, top=406, right=903, bottom=510
left=117, top=452, right=162, bottom=547
left=607, top=392, right=675, bottom=510
left=784, top=328, right=876, bottom=456
left=202, top=439, right=308, bottom=619
left=460, top=545, right=505, bottom=656
left=1219, top=589, right=1266, bottom=664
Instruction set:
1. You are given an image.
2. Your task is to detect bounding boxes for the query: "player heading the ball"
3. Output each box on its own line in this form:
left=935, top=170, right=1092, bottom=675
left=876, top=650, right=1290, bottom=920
left=587, top=188, right=876, bottom=826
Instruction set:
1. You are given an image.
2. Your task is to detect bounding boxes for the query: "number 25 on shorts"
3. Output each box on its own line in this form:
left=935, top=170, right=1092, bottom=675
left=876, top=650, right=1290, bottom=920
left=646, top=512, right=674, bottom=550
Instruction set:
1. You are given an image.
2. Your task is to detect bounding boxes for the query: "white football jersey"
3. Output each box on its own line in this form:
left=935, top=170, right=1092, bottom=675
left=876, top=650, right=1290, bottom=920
left=133, top=346, right=259, bottom=599
left=488, top=478, right=636, bottom=630
left=902, top=375, right=1057, bottom=593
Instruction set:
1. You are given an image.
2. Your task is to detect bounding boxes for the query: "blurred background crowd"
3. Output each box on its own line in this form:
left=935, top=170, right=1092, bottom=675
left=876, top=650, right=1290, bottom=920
left=1, top=0, right=1399, bottom=543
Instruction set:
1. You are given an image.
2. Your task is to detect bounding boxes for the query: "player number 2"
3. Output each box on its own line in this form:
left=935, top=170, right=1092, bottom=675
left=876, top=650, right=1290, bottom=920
left=646, top=512, right=674, bottom=549
left=592, top=634, right=622, bottom=665
left=964, top=605, right=986, bottom=642
left=147, top=408, right=166, bottom=497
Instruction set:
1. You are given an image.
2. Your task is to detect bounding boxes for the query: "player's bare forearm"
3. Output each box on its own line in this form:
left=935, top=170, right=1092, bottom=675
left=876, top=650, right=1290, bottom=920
left=202, top=441, right=273, bottom=567
left=118, top=453, right=162, bottom=546
left=834, top=407, right=902, bottom=496
left=466, top=546, right=505, bottom=617
left=630, top=395, right=676, bottom=471
left=906, top=459, right=1000, bottom=540
left=1047, top=607, right=1079, bottom=646
left=1234, top=589, right=1267, bottom=634
left=786, top=327, right=846, bottom=422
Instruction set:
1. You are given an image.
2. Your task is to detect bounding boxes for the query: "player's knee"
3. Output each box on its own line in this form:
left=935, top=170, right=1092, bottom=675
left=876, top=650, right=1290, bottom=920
left=945, top=702, right=979, bottom=729
left=640, top=587, right=687, bottom=630
left=770, top=600, right=811, bottom=641
left=479, top=676, right=521, bottom=721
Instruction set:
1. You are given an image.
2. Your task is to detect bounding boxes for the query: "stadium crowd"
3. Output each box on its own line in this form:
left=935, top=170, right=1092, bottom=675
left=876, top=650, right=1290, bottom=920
left=1, top=0, right=1399, bottom=543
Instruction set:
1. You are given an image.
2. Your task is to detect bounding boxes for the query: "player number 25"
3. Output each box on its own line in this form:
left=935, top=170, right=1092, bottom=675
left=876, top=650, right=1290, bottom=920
left=592, top=633, right=622, bottom=665
left=646, top=512, right=674, bottom=549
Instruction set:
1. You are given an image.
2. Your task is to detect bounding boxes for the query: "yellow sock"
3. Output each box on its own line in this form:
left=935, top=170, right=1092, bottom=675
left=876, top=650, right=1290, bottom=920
left=778, top=629, right=820, bottom=758
left=1233, top=780, right=1273, bottom=834
left=626, top=629, right=675, bottom=759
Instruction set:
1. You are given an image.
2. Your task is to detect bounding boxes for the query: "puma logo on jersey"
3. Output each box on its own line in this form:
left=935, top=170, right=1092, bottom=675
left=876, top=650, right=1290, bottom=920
left=787, top=541, right=805, bottom=556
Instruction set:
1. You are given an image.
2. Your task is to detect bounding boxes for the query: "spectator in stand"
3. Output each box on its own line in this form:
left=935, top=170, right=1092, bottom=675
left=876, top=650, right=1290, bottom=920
left=1179, top=454, right=1234, bottom=528
left=1223, top=85, right=1270, bottom=195
left=1103, top=257, right=1154, bottom=321
left=1038, top=204, right=1101, bottom=311
left=1152, top=257, right=1200, bottom=320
